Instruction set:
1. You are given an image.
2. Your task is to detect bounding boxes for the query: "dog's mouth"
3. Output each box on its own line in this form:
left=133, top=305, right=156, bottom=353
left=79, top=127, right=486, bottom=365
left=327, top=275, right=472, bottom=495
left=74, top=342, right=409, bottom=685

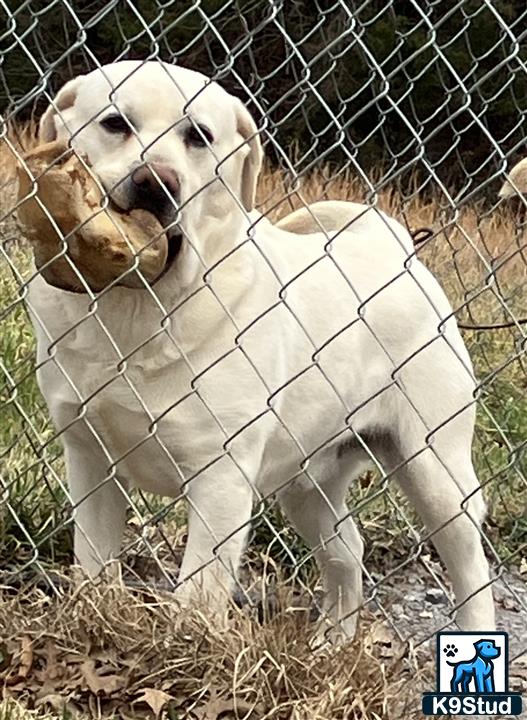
left=148, top=201, right=183, bottom=285
left=127, top=188, right=183, bottom=285
left=108, top=193, right=183, bottom=287
left=152, top=229, right=182, bottom=285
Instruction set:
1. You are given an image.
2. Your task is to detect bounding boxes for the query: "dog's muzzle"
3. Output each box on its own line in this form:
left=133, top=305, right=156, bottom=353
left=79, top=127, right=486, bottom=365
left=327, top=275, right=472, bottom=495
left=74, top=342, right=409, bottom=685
left=131, top=163, right=180, bottom=221
left=129, top=162, right=183, bottom=282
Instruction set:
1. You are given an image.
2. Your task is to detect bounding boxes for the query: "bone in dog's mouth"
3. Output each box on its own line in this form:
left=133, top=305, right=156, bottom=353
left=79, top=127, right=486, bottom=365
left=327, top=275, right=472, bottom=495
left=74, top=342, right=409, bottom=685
left=108, top=195, right=183, bottom=286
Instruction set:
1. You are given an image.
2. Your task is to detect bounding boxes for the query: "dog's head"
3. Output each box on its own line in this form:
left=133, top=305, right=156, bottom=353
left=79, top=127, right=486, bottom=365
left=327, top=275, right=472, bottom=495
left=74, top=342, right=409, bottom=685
left=474, top=639, right=500, bottom=659
left=39, top=60, right=263, bottom=288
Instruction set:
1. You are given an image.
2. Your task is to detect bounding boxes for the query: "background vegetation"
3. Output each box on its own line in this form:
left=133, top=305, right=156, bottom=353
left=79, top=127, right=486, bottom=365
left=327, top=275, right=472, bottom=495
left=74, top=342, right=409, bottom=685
left=2, top=0, right=527, bottom=194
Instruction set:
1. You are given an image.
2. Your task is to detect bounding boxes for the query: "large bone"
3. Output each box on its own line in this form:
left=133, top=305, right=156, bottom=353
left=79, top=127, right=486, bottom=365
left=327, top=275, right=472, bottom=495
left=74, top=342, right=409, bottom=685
left=17, top=141, right=168, bottom=292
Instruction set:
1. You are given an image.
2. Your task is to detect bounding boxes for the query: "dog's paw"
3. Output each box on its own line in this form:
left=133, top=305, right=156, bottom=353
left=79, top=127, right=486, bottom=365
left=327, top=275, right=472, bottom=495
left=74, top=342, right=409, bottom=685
left=444, top=643, right=458, bottom=658
left=309, top=614, right=358, bottom=652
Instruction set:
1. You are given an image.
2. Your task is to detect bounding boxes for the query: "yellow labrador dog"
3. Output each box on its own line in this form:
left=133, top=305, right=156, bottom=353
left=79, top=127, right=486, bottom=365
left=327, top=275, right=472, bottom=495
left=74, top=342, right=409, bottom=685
left=27, top=60, right=495, bottom=644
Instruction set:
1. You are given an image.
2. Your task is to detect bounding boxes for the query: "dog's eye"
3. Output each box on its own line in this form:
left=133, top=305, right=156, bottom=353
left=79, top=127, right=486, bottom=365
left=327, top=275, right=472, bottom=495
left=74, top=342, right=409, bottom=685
left=185, top=125, right=213, bottom=148
left=100, top=114, right=131, bottom=135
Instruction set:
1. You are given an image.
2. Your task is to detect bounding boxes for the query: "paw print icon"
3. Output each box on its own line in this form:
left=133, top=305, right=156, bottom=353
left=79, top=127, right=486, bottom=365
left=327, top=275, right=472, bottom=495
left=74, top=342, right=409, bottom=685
left=443, top=644, right=458, bottom=658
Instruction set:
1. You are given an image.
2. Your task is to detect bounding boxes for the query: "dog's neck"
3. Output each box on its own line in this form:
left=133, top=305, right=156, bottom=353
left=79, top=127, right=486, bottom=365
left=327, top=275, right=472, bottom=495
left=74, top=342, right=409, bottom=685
left=155, top=208, right=259, bottom=303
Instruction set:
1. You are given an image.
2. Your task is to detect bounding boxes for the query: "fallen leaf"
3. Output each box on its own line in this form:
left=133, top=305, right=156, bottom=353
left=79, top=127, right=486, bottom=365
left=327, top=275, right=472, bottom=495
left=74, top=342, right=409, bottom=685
left=35, top=692, right=79, bottom=715
left=364, top=620, right=404, bottom=660
left=135, top=687, right=174, bottom=717
left=81, top=659, right=125, bottom=695
left=34, top=638, right=64, bottom=690
left=369, top=621, right=394, bottom=645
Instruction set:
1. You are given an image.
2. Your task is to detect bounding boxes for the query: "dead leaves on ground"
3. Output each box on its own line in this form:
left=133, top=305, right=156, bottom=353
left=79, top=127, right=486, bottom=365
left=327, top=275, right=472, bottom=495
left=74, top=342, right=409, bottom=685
left=0, top=582, right=430, bottom=719
left=3, top=632, right=269, bottom=718
left=134, top=689, right=174, bottom=717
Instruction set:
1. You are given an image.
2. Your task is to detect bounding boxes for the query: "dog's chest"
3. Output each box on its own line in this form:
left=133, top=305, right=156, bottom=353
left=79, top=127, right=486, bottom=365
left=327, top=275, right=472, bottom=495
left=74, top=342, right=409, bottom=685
left=62, top=355, right=228, bottom=494
left=44, top=317, right=274, bottom=494
left=34, top=318, right=221, bottom=493
left=91, top=373, right=209, bottom=494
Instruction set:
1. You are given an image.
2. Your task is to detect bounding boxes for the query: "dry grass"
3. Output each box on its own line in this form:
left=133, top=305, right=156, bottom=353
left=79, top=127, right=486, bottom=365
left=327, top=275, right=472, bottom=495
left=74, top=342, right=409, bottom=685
left=0, top=121, right=38, bottom=174
left=0, top=576, right=431, bottom=719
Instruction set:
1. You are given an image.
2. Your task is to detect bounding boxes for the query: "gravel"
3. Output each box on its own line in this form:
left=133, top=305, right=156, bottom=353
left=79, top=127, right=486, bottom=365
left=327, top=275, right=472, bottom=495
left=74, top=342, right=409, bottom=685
left=366, top=564, right=527, bottom=717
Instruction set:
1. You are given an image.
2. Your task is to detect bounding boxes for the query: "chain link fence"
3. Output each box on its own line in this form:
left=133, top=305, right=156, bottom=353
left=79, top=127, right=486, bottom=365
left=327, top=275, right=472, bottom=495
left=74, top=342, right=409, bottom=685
left=1, top=0, right=527, bottom=715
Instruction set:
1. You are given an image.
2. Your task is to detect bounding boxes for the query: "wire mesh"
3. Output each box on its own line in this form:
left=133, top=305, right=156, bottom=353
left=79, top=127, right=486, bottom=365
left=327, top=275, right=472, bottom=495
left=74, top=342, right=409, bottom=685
left=1, top=0, right=526, bottom=701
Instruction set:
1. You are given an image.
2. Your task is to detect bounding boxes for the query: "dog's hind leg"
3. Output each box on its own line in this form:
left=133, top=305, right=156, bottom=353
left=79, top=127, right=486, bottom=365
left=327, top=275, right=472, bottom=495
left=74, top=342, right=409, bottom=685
left=462, top=675, right=473, bottom=693
left=450, top=667, right=462, bottom=693
left=386, top=416, right=495, bottom=632
left=279, top=463, right=364, bottom=646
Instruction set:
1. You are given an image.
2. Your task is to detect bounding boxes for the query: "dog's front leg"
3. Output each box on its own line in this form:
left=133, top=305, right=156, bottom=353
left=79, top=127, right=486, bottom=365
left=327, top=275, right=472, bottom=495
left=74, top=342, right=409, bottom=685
left=65, top=439, right=128, bottom=578
left=175, top=457, right=254, bottom=616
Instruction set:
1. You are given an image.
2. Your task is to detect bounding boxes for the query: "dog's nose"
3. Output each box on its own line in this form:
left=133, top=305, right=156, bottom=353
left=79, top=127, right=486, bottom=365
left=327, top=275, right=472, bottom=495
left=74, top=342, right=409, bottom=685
left=132, top=163, right=180, bottom=197
left=130, top=163, right=180, bottom=219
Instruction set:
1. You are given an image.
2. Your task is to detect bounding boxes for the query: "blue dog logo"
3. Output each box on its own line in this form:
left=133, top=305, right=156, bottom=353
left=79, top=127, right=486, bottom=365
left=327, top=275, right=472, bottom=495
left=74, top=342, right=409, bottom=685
left=448, top=639, right=500, bottom=694
left=422, top=631, right=523, bottom=715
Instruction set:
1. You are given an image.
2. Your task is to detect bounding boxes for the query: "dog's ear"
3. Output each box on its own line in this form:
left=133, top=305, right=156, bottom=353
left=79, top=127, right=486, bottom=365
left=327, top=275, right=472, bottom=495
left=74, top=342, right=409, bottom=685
left=233, top=99, right=263, bottom=212
left=39, top=76, right=85, bottom=142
